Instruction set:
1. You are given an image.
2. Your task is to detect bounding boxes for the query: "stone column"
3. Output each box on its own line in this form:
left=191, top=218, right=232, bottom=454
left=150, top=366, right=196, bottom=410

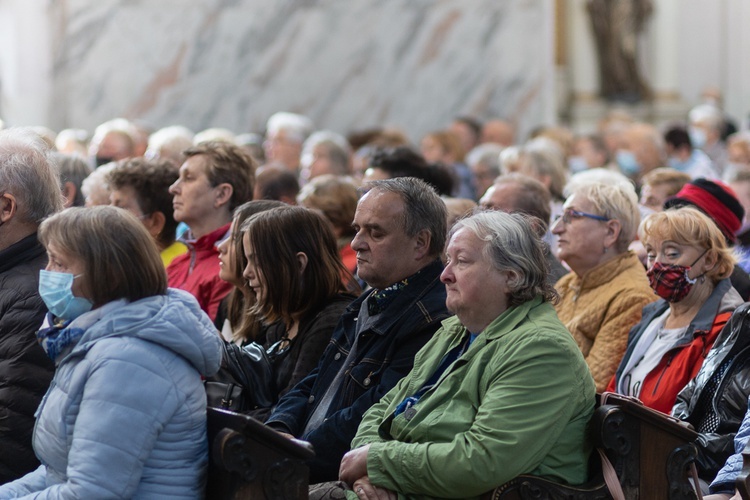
left=0, top=0, right=53, bottom=127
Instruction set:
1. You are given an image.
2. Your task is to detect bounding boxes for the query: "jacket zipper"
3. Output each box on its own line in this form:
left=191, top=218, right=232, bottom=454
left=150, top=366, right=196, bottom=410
left=651, top=352, right=676, bottom=397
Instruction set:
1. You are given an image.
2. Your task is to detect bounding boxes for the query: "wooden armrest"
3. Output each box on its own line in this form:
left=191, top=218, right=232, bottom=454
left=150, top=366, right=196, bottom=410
left=208, top=407, right=315, bottom=460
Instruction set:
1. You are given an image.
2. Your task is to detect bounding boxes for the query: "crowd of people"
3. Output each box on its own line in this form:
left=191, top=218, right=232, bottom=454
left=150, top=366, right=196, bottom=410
left=2, top=98, right=750, bottom=499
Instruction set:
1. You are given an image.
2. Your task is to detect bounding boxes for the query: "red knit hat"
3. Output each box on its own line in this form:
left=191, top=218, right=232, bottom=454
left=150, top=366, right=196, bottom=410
left=664, top=178, right=744, bottom=244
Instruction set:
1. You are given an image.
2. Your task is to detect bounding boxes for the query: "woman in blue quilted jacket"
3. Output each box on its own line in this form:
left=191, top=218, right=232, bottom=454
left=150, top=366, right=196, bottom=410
left=0, top=206, right=222, bottom=499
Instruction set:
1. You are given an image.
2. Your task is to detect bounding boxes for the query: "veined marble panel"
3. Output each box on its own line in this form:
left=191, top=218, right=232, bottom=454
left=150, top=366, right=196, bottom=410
left=21, top=0, right=554, bottom=141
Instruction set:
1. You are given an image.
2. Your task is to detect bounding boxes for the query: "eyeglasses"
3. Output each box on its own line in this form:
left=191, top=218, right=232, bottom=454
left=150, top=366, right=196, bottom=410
left=555, top=209, right=610, bottom=225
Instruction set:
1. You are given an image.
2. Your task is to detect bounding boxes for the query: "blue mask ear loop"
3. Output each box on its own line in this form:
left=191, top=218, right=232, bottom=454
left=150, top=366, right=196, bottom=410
left=685, top=248, right=709, bottom=285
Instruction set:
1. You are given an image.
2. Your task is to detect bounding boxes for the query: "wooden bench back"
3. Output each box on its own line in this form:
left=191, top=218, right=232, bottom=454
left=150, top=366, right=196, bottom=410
left=206, top=407, right=315, bottom=500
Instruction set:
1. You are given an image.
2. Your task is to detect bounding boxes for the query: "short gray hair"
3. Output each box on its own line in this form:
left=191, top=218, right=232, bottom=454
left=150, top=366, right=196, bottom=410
left=0, top=128, right=63, bottom=223
left=466, top=143, right=503, bottom=172
left=365, top=177, right=447, bottom=257
left=266, top=112, right=314, bottom=144
left=452, top=210, right=558, bottom=307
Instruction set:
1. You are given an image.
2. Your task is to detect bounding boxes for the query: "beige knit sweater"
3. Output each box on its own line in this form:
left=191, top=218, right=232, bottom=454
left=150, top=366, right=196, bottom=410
left=555, top=251, right=658, bottom=392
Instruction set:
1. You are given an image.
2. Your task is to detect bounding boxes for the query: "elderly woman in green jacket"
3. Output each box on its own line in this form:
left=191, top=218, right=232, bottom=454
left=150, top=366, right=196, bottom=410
left=337, top=210, right=597, bottom=500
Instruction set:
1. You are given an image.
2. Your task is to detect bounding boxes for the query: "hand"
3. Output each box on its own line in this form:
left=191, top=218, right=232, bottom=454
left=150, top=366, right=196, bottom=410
left=339, top=444, right=371, bottom=485
left=276, top=431, right=295, bottom=440
left=352, top=476, right=397, bottom=500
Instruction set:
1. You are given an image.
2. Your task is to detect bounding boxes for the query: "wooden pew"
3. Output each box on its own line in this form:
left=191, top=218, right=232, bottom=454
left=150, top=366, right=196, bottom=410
left=485, top=394, right=700, bottom=499
left=206, top=407, right=315, bottom=500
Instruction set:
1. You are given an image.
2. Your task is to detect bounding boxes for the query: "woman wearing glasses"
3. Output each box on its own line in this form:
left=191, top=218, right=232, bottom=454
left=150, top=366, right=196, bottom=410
left=241, top=206, right=358, bottom=420
left=607, top=207, right=741, bottom=413
left=552, top=181, right=656, bottom=391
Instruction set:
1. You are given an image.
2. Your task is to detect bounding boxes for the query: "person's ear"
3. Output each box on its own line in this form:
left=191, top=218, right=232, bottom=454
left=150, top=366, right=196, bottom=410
left=214, top=183, right=233, bottom=208
left=702, top=248, right=718, bottom=274
left=0, top=193, right=18, bottom=223
left=61, top=181, right=77, bottom=208
left=413, top=229, right=432, bottom=259
left=296, top=252, right=308, bottom=275
left=603, top=219, right=622, bottom=252
left=142, top=211, right=167, bottom=239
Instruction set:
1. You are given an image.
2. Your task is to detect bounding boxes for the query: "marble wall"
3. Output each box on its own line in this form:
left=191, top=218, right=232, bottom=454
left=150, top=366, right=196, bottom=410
left=1, top=0, right=554, bottom=142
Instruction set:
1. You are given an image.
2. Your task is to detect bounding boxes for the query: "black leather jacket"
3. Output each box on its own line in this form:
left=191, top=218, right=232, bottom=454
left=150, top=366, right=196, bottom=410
left=672, top=303, right=750, bottom=481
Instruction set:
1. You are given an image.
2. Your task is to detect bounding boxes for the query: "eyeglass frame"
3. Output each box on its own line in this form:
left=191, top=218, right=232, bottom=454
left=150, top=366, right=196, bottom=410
left=554, top=208, right=610, bottom=225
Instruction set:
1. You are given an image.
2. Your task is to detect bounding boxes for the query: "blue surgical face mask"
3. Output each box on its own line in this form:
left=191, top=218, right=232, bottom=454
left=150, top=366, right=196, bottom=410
left=616, top=150, right=641, bottom=177
left=39, top=270, right=93, bottom=320
left=689, top=127, right=707, bottom=149
left=667, top=156, right=689, bottom=172
left=568, top=155, right=589, bottom=174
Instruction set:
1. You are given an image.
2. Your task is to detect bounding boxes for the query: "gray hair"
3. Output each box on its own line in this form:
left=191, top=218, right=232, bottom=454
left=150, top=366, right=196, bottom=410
left=302, top=131, right=352, bottom=175
left=266, top=112, right=314, bottom=144
left=365, top=177, right=447, bottom=257
left=452, top=210, right=558, bottom=306
left=147, top=125, right=195, bottom=164
left=466, top=143, right=503, bottom=172
left=50, top=153, right=93, bottom=207
left=0, top=128, right=63, bottom=223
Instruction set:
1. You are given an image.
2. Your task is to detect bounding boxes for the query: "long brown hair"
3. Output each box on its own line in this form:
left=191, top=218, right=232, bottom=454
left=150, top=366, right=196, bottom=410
left=226, top=200, right=285, bottom=343
left=241, top=206, right=351, bottom=325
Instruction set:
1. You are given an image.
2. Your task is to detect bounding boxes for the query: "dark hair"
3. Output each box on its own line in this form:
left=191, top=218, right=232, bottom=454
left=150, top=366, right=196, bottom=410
left=183, top=141, right=256, bottom=211
left=107, top=158, right=180, bottom=248
left=255, top=165, right=300, bottom=201
left=39, top=206, right=166, bottom=307
left=664, top=126, right=692, bottom=150
left=50, top=153, right=93, bottom=207
left=364, top=177, right=447, bottom=257
left=454, top=116, right=483, bottom=137
left=226, top=200, right=285, bottom=343
left=368, top=146, right=429, bottom=179
left=240, top=206, right=349, bottom=325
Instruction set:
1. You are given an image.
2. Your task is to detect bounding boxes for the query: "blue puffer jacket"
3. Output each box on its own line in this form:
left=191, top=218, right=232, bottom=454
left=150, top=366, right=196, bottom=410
left=0, top=288, right=222, bottom=499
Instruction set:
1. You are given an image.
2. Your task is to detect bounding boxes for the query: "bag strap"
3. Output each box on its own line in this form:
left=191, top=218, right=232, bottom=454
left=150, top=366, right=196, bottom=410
left=597, top=448, right=625, bottom=500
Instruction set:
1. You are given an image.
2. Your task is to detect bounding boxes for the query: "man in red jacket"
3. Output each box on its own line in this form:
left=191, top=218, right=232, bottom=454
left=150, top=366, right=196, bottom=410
left=167, top=141, right=255, bottom=321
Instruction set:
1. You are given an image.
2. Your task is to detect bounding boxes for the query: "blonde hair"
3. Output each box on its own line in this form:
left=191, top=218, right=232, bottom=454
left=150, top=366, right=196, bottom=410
left=641, top=168, right=691, bottom=196
left=639, top=206, right=735, bottom=282
left=573, top=182, right=640, bottom=252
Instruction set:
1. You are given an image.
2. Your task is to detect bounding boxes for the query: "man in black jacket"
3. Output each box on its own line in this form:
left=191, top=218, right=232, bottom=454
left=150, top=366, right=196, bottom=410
left=0, top=128, right=63, bottom=482
left=266, top=177, right=451, bottom=483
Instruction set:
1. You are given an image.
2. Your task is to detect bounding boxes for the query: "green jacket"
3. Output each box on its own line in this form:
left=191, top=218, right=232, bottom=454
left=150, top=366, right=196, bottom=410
left=349, top=296, right=596, bottom=500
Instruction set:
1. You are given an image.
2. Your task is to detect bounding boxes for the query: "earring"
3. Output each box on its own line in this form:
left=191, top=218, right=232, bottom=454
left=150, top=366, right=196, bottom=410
left=700, top=275, right=706, bottom=284
left=603, top=246, right=608, bottom=254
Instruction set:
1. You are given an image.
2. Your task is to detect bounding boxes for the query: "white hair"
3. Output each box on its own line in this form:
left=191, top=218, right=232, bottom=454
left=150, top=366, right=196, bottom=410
left=564, top=168, right=636, bottom=198
left=689, top=104, right=724, bottom=131
left=193, top=127, right=235, bottom=145
left=266, top=112, right=314, bottom=144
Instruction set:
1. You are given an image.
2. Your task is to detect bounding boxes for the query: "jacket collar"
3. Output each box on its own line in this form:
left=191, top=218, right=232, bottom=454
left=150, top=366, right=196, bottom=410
left=179, top=223, right=231, bottom=252
left=345, top=259, right=445, bottom=336
left=440, top=295, right=545, bottom=345
left=639, top=277, right=739, bottom=336
left=0, top=232, right=45, bottom=273
left=571, top=251, right=641, bottom=291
